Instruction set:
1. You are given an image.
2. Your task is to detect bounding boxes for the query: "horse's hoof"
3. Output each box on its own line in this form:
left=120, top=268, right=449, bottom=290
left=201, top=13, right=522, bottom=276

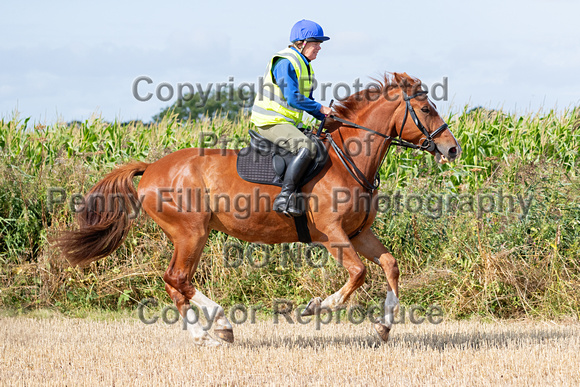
left=374, top=321, right=391, bottom=343
left=214, top=328, right=234, bottom=343
left=301, top=297, right=323, bottom=317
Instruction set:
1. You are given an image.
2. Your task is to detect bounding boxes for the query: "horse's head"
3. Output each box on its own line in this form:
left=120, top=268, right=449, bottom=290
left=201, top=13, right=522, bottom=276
left=387, top=72, right=461, bottom=163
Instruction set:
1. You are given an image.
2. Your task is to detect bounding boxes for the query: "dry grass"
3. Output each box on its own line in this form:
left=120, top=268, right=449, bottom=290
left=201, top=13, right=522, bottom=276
left=1, top=313, right=579, bottom=386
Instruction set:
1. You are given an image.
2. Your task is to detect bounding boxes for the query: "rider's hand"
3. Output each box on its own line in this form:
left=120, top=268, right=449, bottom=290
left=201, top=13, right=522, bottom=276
left=320, top=106, right=332, bottom=116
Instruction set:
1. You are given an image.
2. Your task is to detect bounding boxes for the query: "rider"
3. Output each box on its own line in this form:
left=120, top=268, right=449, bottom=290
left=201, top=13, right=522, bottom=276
left=251, top=19, right=333, bottom=217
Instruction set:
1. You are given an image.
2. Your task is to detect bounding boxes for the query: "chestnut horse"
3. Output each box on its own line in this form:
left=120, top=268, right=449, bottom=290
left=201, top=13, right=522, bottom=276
left=58, top=73, right=461, bottom=346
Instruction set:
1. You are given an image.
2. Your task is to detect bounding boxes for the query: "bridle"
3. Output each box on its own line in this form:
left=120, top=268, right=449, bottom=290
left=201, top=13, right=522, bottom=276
left=396, top=90, right=448, bottom=153
left=324, top=90, right=449, bottom=192
left=322, top=90, right=450, bottom=238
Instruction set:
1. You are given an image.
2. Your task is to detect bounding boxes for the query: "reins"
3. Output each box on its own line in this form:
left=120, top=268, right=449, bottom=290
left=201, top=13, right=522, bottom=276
left=326, top=131, right=383, bottom=192
left=321, top=90, right=449, bottom=238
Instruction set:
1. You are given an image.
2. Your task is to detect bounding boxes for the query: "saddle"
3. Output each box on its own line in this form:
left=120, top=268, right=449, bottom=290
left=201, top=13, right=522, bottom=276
left=236, top=129, right=329, bottom=187
left=236, top=129, right=329, bottom=244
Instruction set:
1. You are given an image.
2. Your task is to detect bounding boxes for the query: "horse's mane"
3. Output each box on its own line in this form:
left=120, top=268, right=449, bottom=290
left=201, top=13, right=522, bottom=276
left=332, top=72, right=421, bottom=121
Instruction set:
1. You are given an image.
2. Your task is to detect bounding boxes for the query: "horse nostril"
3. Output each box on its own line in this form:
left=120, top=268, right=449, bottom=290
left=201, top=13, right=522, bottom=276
left=448, top=147, right=457, bottom=157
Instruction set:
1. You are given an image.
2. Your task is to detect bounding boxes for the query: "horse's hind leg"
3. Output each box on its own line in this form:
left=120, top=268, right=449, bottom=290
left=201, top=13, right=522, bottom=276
left=152, top=208, right=233, bottom=345
left=161, top=229, right=223, bottom=346
left=351, top=229, right=400, bottom=343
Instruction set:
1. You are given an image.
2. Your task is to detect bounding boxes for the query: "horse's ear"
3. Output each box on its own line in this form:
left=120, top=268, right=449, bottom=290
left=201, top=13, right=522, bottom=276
left=393, top=72, right=403, bottom=84
left=396, top=72, right=412, bottom=91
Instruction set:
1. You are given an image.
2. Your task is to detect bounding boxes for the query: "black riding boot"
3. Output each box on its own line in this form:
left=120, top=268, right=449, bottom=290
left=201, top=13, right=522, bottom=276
left=273, top=147, right=312, bottom=217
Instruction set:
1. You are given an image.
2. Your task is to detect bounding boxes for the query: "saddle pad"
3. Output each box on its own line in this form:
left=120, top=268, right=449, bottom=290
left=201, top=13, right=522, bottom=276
left=236, top=149, right=284, bottom=186
left=236, top=129, right=329, bottom=187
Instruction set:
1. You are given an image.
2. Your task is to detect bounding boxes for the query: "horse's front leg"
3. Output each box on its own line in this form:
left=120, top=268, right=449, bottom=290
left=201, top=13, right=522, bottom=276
left=301, top=232, right=367, bottom=316
left=350, top=228, right=400, bottom=343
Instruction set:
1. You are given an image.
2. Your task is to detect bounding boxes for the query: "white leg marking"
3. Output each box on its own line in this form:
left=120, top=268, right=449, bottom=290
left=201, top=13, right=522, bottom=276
left=320, top=291, right=346, bottom=311
left=190, top=290, right=232, bottom=331
left=184, top=308, right=221, bottom=346
left=384, top=290, right=400, bottom=328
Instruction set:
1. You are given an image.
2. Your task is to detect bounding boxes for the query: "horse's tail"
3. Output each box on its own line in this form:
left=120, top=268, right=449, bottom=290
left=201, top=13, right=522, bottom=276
left=56, top=161, right=150, bottom=266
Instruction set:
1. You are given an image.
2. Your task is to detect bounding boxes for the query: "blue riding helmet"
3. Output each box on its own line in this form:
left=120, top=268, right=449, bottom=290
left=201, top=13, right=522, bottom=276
left=290, top=19, right=330, bottom=42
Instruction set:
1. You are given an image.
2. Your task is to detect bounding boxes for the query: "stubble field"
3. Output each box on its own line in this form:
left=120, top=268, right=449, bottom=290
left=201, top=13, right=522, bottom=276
left=1, top=314, right=579, bottom=386
left=1, top=109, right=580, bottom=385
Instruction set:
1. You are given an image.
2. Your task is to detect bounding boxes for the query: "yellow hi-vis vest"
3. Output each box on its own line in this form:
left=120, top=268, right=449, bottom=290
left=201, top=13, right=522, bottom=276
left=251, top=47, right=314, bottom=127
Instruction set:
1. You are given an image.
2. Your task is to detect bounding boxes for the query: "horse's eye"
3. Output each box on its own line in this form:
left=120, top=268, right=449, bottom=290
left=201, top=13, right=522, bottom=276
left=421, top=106, right=430, bottom=113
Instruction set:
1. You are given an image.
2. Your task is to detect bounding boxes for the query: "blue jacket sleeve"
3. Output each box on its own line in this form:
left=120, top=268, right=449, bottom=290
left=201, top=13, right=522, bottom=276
left=272, top=58, right=326, bottom=121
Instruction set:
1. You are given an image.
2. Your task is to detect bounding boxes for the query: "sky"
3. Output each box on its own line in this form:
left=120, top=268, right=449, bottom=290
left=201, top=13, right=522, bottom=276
left=1, top=0, right=579, bottom=123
